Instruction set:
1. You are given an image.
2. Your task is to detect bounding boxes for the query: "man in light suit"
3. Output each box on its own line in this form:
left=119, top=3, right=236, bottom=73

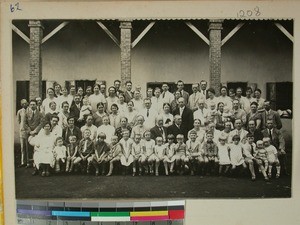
left=175, top=80, right=189, bottom=105
left=261, top=101, right=282, bottom=130
left=262, top=119, right=288, bottom=175
left=150, top=116, right=168, bottom=143
left=173, top=97, right=194, bottom=140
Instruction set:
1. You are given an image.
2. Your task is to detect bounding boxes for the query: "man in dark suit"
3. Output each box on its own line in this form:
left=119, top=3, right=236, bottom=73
left=124, top=81, right=134, bottom=103
left=69, top=94, right=83, bottom=127
left=24, top=99, right=44, bottom=168
left=114, top=79, right=124, bottom=97
left=167, top=115, right=185, bottom=143
left=150, top=116, right=168, bottom=143
left=262, top=119, right=288, bottom=175
left=173, top=97, right=194, bottom=140
left=261, top=101, right=283, bottom=130
left=247, top=119, right=263, bottom=143
left=175, top=80, right=189, bottom=105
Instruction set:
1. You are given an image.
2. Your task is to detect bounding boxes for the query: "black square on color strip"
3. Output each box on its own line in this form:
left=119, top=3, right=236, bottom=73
left=81, top=207, right=99, bottom=212
left=134, top=207, right=151, bottom=211
left=100, top=207, right=117, bottom=212
left=151, top=206, right=168, bottom=211
left=117, top=207, right=133, bottom=212
left=167, top=206, right=184, bottom=210
left=65, top=207, right=81, bottom=211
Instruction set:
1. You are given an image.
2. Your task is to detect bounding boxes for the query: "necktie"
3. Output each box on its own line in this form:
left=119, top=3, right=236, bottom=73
left=269, top=129, right=273, bottom=142
left=31, top=111, right=35, bottom=121
left=83, top=140, right=87, bottom=152
left=251, top=144, right=254, bottom=155
left=162, top=92, right=165, bottom=98
left=180, top=91, right=183, bottom=97
left=147, top=109, right=149, bottom=117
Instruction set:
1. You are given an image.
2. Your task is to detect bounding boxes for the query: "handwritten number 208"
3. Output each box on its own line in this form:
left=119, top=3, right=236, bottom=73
left=237, top=6, right=261, bottom=18
left=10, top=2, right=21, bottom=12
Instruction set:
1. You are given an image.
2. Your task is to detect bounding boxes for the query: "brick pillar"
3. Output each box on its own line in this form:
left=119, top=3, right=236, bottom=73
left=28, top=20, right=43, bottom=100
left=120, top=21, right=132, bottom=89
left=208, top=19, right=223, bottom=96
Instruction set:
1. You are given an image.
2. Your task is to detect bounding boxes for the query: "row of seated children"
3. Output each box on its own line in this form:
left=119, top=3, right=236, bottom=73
left=51, top=128, right=281, bottom=181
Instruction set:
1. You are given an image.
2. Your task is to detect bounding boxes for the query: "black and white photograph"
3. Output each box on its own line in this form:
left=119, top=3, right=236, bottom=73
left=12, top=18, right=293, bottom=199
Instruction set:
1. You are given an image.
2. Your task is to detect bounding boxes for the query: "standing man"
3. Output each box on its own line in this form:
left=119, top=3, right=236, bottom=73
left=139, top=98, right=158, bottom=130
left=25, top=99, right=44, bottom=167
left=173, top=97, right=194, bottom=140
left=114, top=80, right=123, bottom=96
left=261, top=101, right=282, bottom=130
left=175, top=80, right=189, bottom=105
left=124, top=81, right=134, bottom=103
left=240, top=87, right=256, bottom=114
left=70, top=94, right=83, bottom=127
left=199, top=80, right=208, bottom=99
left=17, top=99, right=29, bottom=167
left=188, top=83, right=205, bottom=112
left=161, top=83, right=175, bottom=104
left=151, top=87, right=164, bottom=113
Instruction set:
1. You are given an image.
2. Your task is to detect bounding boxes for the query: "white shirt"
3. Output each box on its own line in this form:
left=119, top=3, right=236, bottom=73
left=193, top=108, right=208, bottom=126
left=188, top=92, right=205, bottom=110
left=132, top=99, right=144, bottom=113
left=96, top=124, right=115, bottom=144
left=228, top=129, right=249, bottom=144
left=51, top=125, right=63, bottom=138
left=139, top=108, right=158, bottom=130
left=161, top=91, right=175, bottom=104
left=151, top=96, right=164, bottom=113
left=240, top=96, right=256, bottom=114
left=81, top=124, right=98, bottom=140
left=106, top=96, right=119, bottom=114
left=57, top=95, right=73, bottom=111
left=179, top=106, right=185, bottom=117
left=42, top=97, right=58, bottom=114
left=218, top=95, right=233, bottom=111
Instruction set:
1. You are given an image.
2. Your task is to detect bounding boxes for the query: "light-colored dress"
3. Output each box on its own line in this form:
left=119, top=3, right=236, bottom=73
left=33, top=131, right=56, bottom=169
left=217, top=143, right=231, bottom=165
left=119, top=138, right=134, bottom=166
left=229, top=144, right=244, bottom=166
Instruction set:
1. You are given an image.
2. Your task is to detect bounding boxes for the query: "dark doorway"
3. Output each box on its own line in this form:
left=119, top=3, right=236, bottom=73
left=267, top=82, right=293, bottom=110
left=74, top=80, right=96, bottom=93
left=227, top=82, right=248, bottom=96
left=16, top=81, right=29, bottom=112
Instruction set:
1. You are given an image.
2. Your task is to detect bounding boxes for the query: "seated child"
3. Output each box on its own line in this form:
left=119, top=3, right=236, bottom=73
left=106, top=135, right=122, bottom=176
left=79, top=97, right=92, bottom=121
left=153, top=137, right=167, bottom=176
left=242, top=133, right=257, bottom=181
left=202, top=131, right=219, bottom=175
left=217, top=134, right=231, bottom=175
left=174, top=134, right=189, bottom=175
left=119, top=129, right=134, bottom=173
left=74, top=129, right=94, bottom=174
left=132, top=134, right=143, bottom=176
left=65, top=135, right=78, bottom=172
left=140, top=131, right=156, bottom=175
left=53, top=137, right=67, bottom=173
left=92, top=132, right=110, bottom=176
left=263, top=137, right=281, bottom=178
left=228, top=135, right=247, bottom=174
left=207, top=103, right=218, bottom=124
left=163, top=134, right=176, bottom=175
left=186, top=130, right=203, bottom=175
left=254, top=140, right=269, bottom=181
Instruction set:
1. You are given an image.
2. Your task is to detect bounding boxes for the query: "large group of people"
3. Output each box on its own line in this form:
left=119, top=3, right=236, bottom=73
left=16, top=79, right=288, bottom=181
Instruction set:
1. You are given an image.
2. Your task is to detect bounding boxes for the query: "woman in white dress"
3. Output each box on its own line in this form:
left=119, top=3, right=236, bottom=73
left=160, top=103, right=174, bottom=127
left=31, top=122, right=56, bottom=177
left=97, top=116, right=115, bottom=144
left=117, top=93, right=128, bottom=116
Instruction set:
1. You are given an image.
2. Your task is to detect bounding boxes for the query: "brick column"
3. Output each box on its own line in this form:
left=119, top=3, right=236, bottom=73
left=208, top=19, right=223, bottom=96
left=120, top=21, right=132, bottom=89
left=28, top=20, right=43, bottom=100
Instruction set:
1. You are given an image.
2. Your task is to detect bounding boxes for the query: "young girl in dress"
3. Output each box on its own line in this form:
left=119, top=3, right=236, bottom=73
left=53, top=136, right=67, bottom=173
left=174, top=134, right=188, bottom=175
left=140, top=130, right=156, bottom=175
left=119, top=129, right=134, bottom=174
left=217, top=134, right=231, bottom=175
left=65, top=135, right=78, bottom=173
left=254, top=140, right=269, bottom=181
left=186, top=130, right=202, bottom=175
left=153, top=137, right=167, bottom=176
left=132, top=134, right=143, bottom=176
left=163, top=134, right=176, bottom=175
left=106, top=135, right=122, bottom=176
left=263, top=137, right=280, bottom=178
left=92, top=132, right=110, bottom=176
left=229, top=135, right=247, bottom=176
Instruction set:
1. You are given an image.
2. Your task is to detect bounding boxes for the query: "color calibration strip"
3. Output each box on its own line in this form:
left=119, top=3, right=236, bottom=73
left=16, top=200, right=185, bottom=224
